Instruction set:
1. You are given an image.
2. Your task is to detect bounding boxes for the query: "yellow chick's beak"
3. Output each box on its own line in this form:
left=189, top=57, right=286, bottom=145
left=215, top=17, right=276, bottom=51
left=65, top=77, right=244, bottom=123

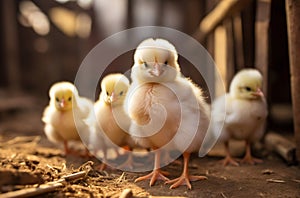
left=150, top=63, right=162, bottom=77
left=105, top=92, right=117, bottom=104
left=252, top=88, right=264, bottom=98
left=109, top=92, right=117, bottom=102
left=59, top=98, right=67, bottom=108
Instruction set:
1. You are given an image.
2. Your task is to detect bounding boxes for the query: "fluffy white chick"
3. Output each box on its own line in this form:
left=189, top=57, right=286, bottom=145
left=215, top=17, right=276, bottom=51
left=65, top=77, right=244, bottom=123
left=212, top=69, right=268, bottom=166
left=42, top=81, right=93, bottom=155
left=125, top=38, right=210, bottom=189
left=93, top=73, right=135, bottom=169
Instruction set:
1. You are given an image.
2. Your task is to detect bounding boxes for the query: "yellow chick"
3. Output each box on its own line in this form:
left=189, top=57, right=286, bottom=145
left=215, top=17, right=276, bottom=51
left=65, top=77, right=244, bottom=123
left=93, top=73, right=135, bottom=169
left=42, top=81, right=93, bottom=155
left=125, top=38, right=210, bottom=189
left=212, top=69, right=268, bottom=166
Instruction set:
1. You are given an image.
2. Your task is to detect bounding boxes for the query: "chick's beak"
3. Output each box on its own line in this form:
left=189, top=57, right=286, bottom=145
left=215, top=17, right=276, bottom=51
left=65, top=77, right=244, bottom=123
left=252, top=88, right=264, bottom=97
left=109, top=92, right=117, bottom=102
left=150, top=63, right=162, bottom=77
left=60, top=99, right=66, bottom=108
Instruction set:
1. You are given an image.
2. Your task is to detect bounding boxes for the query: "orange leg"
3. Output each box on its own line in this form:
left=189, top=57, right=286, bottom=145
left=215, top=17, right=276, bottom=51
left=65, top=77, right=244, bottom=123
left=220, top=141, right=239, bottom=166
left=63, top=140, right=71, bottom=155
left=240, top=141, right=263, bottom=165
left=92, top=147, right=109, bottom=171
left=117, top=151, right=134, bottom=170
left=162, top=150, right=182, bottom=166
left=134, top=149, right=169, bottom=186
left=165, top=152, right=207, bottom=189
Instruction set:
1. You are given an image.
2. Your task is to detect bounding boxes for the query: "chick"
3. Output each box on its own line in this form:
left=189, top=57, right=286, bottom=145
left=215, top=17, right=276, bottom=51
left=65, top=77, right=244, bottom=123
left=42, top=81, right=93, bottom=155
left=93, top=73, right=135, bottom=169
left=125, top=38, right=210, bottom=189
left=212, top=69, right=268, bottom=166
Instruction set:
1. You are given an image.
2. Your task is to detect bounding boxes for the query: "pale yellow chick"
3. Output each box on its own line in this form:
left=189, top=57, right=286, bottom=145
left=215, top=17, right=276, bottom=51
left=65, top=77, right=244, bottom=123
left=42, top=81, right=93, bottom=155
left=212, top=69, right=268, bottom=166
left=93, top=73, right=134, bottom=169
left=125, top=38, right=210, bottom=189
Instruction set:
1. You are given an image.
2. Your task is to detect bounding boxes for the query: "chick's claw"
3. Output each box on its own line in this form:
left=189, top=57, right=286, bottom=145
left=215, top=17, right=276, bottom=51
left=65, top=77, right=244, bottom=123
left=135, top=169, right=170, bottom=186
left=166, top=175, right=207, bottom=190
left=221, top=156, right=240, bottom=166
left=240, top=155, right=263, bottom=165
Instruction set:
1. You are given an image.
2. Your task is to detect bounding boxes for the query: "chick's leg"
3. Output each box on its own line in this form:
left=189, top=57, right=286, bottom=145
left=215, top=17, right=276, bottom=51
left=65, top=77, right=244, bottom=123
left=166, top=152, right=207, bottom=189
left=240, top=140, right=263, bottom=165
left=117, top=150, right=134, bottom=170
left=220, top=141, right=239, bottom=166
left=63, top=140, right=70, bottom=154
left=135, top=149, right=169, bottom=186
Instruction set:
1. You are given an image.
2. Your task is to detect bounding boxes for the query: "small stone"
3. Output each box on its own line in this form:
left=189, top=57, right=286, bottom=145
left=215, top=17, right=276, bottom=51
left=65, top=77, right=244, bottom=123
left=119, top=188, right=133, bottom=198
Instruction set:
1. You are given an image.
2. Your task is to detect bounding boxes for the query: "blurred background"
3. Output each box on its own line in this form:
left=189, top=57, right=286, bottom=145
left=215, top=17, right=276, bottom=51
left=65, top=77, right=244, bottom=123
left=0, top=0, right=293, bottom=140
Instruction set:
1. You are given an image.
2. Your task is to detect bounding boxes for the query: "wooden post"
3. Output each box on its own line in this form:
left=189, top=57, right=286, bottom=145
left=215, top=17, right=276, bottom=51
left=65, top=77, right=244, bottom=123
left=126, top=0, right=133, bottom=28
left=214, top=25, right=228, bottom=97
left=2, top=0, right=21, bottom=91
left=225, top=18, right=235, bottom=88
left=233, top=14, right=244, bottom=70
left=255, top=0, right=271, bottom=96
left=286, top=0, right=300, bottom=162
left=205, top=0, right=219, bottom=100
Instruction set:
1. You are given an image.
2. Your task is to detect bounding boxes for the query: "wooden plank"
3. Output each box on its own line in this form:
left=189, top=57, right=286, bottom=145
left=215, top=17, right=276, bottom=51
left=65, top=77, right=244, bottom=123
left=225, top=18, right=235, bottom=89
left=204, top=0, right=219, bottom=100
left=286, top=0, right=300, bottom=162
left=126, top=0, right=133, bottom=28
left=214, top=25, right=227, bottom=97
left=242, top=0, right=255, bottom=67
left=2, top=0, right=21, bottom=91
left=233, top=14, right=244, bottom=70
left=255, top=0, right=271, bottom=96
left=193, top=0, right=252, bottom=42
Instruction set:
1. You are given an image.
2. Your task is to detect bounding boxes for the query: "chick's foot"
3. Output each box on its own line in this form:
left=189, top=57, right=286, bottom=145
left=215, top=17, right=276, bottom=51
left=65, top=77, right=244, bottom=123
left=240, top=155, right=263, bottom=165
left=220, top=155, right=240, bottom=166
left=166, top=174, right=207, bottom=189
left=135, top=169, right=170, bottom=186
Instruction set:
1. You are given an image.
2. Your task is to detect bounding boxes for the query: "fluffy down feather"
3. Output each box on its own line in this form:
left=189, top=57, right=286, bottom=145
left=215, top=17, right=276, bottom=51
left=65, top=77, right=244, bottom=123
left=212, top=69, right=268, bottom=166
left=125, top=38, right=210, bottom=189
left=42, top=81, right=93, bottom=155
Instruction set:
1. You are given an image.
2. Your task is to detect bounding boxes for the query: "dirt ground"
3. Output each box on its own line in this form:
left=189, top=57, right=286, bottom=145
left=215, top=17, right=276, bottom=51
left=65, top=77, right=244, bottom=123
left=0, top=93, right=300, bottom=198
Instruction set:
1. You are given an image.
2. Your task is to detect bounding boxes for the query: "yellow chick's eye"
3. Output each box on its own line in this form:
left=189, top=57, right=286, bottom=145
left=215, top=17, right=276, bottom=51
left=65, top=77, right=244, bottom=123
left=106, top=91, right=110, bottom=96
left=244, top=87, right=252, bottom=92
left=119, top=91, right=124, bottom=96
left=68, top=97, right=72, bottom=101
left=164, top=60, right=168, bottom=65
left=55, top=97, right=59, bottom=102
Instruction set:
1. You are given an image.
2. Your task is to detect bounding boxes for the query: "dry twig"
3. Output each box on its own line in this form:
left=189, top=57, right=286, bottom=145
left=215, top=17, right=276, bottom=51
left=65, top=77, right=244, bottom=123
left=0, top=161, right=93, bottom=198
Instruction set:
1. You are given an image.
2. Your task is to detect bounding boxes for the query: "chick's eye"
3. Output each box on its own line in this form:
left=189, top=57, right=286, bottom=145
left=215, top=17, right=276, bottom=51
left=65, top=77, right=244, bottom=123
left=164, top=61, right=168, bottom=65
left=68, top=97, right=72, bottom=101
left=55, top=97, right=59, bottom=102
left=106, top=91, right=109, bottom=96
left=120, top=91, right=124, bottom=96
left=245, top=87, right=252, bottom=92
left=143, top=62, right=148, bottom=68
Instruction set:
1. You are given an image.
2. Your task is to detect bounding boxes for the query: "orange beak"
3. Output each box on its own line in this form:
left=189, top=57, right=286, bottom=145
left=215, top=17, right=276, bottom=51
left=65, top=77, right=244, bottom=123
left=252, top=88, right=264, bottom=97
left=151, top=63, right=162, bottom=77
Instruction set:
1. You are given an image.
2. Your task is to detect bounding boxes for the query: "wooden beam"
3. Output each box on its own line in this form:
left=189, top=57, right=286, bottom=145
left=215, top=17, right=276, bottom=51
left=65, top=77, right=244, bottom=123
left=286, top=0, right=300, bottom=163
left=255, top=0, right=271, bottom=96
left=193, top=0, right=252, bottom=42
